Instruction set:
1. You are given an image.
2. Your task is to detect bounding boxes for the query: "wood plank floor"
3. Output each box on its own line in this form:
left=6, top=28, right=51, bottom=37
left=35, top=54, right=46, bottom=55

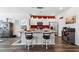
left=0, top=37, right=79, bottom=52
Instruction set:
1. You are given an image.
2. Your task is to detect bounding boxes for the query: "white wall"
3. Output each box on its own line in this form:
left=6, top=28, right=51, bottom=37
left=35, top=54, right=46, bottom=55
left=58, top=7, right=79, bottom=45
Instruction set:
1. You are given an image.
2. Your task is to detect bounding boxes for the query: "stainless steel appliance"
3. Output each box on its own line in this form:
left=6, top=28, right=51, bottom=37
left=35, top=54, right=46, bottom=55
left=49, top=22, right=58, bottom=36
left=0, top=22, right=13, bottom=38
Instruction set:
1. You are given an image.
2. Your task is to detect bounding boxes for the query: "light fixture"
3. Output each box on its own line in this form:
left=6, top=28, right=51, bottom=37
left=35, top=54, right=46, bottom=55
left=59, top=16, right=63, bottom=19
left=32, top=7, right=44, bottom=9
left=36, top=7, right=44, bottom=9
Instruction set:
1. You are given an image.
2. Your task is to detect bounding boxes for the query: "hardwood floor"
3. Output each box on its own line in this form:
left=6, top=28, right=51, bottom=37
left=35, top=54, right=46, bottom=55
left=0, top=37, right=79, bottom=52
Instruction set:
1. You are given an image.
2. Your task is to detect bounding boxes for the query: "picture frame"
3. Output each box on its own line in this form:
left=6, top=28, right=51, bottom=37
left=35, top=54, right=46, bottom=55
left=65, top=16, right=76, bottom=24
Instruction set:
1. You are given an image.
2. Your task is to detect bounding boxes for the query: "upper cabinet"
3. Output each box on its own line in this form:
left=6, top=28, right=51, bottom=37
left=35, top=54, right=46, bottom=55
left=30, top=15, right=56, bottom=25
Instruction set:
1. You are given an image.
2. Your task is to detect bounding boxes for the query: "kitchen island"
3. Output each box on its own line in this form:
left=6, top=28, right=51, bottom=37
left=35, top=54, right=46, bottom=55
left=20, top=30, right=56, bottom=45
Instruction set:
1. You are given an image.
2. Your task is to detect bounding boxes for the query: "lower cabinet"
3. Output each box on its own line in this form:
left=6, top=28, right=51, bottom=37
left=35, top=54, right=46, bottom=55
left=62, top=27, right=75, bottom=44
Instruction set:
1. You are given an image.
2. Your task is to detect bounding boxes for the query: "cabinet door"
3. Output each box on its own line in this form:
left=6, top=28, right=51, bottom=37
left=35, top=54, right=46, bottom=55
left=70, top=32, right=75, bottom=43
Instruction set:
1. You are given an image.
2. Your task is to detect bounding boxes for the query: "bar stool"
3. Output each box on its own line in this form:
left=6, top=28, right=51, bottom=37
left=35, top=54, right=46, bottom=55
left=25, top=32, right=33, bottom=51
left=43, top=32, right=50, bottom=50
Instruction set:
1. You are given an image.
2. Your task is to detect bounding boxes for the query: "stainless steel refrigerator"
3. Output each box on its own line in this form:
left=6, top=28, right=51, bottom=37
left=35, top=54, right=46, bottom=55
left=0, top=22, right=13, bottom=38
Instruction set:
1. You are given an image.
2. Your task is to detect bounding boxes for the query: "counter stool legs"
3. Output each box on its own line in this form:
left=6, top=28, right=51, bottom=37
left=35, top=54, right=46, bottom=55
left=26, top=40, right=32, bottom=51
left=25, top=32, right=33, bottom=51
left=45, top=40, right=49, bottom=50
left=27, top=41, right=29, bottom=50
left=41, top=38, right=43, bottom=47
left=46, top=40, right=47, bottom=50
left=32, top=39, right=33, bottom=48
left=43, top=33, right=50, bottom=50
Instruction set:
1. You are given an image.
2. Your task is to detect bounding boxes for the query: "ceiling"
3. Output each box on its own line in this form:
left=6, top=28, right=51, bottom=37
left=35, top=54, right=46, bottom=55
left=18, top=7, right=70, bottom=15
left=0, top=7, right=70, bottom=15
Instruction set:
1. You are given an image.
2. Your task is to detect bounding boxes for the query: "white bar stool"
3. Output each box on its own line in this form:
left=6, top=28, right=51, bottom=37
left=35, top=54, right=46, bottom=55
left=25, top=32, right=33, bottom=51
left=43, top=32, right=50, bottom=50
